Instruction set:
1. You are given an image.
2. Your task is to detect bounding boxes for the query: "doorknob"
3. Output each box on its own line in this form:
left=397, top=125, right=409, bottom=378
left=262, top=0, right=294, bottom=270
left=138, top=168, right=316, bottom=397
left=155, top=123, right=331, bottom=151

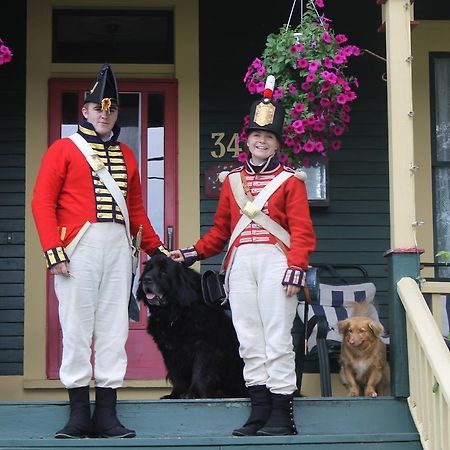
left=167, top=225, right=174, bottom=251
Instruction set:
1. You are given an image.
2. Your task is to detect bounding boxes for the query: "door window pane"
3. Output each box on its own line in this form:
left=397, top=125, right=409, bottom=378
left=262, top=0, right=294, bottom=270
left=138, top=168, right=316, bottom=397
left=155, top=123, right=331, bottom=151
left=147, top=94, right=165, bottom=242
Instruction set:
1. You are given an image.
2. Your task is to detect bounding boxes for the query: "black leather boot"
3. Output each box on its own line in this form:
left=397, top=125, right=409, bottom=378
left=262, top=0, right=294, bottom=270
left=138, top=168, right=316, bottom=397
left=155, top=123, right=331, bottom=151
left=92, top=387, right=136, bottom=438
left=256, top=393, right=297, bottom=436
left=55, top=386, right=93, bottom=439
left=232, top=385, right=271, bottom=436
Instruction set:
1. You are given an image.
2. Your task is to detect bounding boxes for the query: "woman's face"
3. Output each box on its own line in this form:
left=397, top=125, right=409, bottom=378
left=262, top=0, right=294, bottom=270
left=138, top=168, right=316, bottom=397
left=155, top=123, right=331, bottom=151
left=246, top=130, right=279, bottom=165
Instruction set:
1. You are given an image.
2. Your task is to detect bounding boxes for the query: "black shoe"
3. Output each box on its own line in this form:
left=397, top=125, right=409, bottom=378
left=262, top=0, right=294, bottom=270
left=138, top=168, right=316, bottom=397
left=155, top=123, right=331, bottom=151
left=55, top=386, right=93, bottom=439
left=232, top=385, right=271, bottom=436
left=92, top=387, right=136, bottom=438
left=256, top=393, right=297, bottom=436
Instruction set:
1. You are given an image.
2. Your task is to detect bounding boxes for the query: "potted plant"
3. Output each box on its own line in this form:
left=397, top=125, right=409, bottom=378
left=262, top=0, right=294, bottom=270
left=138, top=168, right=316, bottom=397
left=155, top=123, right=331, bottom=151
left=239, top=0, right=360, bottom=169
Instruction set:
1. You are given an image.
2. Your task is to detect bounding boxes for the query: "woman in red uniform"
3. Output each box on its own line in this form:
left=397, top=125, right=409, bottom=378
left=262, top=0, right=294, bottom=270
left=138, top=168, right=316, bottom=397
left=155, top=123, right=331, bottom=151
left=171, top=77, right=316, bottom=436
left=32, top=64, right=166, bottom=439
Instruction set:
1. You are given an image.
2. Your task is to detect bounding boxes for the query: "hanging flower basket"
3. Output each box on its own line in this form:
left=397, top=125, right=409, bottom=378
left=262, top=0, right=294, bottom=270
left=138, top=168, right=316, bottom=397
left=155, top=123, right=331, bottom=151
left=240, top=0, right=360, bottom=168
left=0, top=38, right=13, bottom=66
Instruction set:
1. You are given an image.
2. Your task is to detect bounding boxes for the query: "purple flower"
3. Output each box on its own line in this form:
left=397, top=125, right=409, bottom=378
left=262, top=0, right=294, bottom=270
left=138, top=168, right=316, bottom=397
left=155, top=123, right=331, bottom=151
left=322, top=32, right=332, bottom=44
left=310, top=40, right=317, bottom=49
left=255, top=81, right=265, bottom=93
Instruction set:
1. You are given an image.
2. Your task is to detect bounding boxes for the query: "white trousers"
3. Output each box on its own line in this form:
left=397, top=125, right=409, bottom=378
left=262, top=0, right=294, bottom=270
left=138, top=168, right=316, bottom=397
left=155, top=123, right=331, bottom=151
left=54, top=222, right=131, bottom=389
left=228, top=244, right=298, bottom=395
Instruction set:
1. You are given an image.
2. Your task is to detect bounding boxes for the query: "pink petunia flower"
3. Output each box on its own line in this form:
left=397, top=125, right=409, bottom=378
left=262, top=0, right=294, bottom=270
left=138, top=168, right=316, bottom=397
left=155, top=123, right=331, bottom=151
left=335, top=34, right=348, bottom=45
left=304, top=141, right=316, bottom=152
left=345, top=91, right=357, bottom=101
left=252, top=58, right=262, bottom=69
left=307, top=92, right=315, bottom=102
left=336, top=93, right=347, bottom=104
left=294, top=102, right=305, bottom=113
left=297, top=58, right=309, bottom=69
left=306, top=73, right=316, bottom=83
left=273, top=88, right=285, bottom=100
left=255, top=81, right=265, bottom=93
left=301, top=81, right=312, bottom=91
left=322, top=57, right=334, bottom=69
left=288, top=84, right=298, bottom=95
left=292, top=143, right=302, bottom=154
left=320, top=97, right=331, bottom=107
left=315, top=141, right=325, bottom=152
left=290, top=43, right=304, bottom=53
left=331, top=140, right=342, bottom=151
left=351, top=46, right=361, bottom=56
left=238, top=151, right=248, bottom=162
left=309, top=60, right=320, bottom=72
left=315, top=0, right=324, bottom=8
left=257, top=66, right=266, bottom=77
left=322, top=32, right=332, bottom=44
left=333, top=125, right=345, bottom=136
left=333, top=54, right=345, bottom=65
left=279, top=152, right=289, bottom=163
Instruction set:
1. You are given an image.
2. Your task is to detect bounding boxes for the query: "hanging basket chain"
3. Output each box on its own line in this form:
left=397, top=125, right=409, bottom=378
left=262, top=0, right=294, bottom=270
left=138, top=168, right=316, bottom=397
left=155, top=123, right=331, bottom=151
left=286, top=0, right=325, bottom=31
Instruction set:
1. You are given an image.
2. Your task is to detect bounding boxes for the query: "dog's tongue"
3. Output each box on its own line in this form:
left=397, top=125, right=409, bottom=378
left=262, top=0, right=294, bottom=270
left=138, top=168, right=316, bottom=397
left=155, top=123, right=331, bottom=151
left=146, top=292, right=156, bottom=300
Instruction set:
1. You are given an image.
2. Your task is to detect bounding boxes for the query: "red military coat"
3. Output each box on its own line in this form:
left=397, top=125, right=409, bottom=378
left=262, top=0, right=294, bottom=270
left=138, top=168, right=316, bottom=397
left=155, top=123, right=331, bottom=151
left=32, top=135, right=163, bottom=266
left=194, top=164, right=316, bottom=270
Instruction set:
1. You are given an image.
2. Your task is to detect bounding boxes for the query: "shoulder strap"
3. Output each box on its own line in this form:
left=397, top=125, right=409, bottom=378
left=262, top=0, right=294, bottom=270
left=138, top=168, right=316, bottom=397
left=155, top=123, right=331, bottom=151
left=68, top=133, right=132, bottom=246
left=228, top=171, right=292, bottom=249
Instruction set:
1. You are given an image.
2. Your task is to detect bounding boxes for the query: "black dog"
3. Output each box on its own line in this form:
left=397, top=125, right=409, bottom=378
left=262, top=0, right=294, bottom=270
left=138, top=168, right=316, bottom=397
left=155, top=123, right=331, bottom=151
left=137, top=253, right=247, bottom=399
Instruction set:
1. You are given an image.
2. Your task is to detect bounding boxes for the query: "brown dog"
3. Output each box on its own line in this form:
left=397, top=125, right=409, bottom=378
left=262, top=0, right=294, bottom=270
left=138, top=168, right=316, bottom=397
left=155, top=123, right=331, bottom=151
left=337, top=301, right=390, bottom=397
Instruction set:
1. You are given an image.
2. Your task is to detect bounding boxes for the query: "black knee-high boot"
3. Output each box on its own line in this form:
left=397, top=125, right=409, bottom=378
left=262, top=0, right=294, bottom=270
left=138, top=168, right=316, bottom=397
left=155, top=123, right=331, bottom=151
left=92, top=387, right=136, bottom=438
left=256, top=392, right=297, bottom=436
left=55, top=386, right=93, bottom=439
left=232, top=385, right=271, bottom=436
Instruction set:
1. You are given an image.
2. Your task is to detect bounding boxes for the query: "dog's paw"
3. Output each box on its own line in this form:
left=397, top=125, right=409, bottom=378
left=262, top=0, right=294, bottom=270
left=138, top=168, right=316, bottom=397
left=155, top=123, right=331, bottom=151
left=349, top=387, right=359, bottom=397
left=366, top=388, right=378, bottom=397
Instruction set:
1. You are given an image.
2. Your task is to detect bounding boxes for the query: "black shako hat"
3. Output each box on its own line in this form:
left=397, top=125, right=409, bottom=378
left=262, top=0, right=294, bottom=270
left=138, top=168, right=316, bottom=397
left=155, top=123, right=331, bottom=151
left=246, top=75, right=285, bottom=140
left=84, top=64, right=119, bottom=112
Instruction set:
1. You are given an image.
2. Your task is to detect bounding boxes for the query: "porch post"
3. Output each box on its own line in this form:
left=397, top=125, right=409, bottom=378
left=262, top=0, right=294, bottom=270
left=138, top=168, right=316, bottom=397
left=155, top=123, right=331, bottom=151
left=382, top=0, right=421, bottom=397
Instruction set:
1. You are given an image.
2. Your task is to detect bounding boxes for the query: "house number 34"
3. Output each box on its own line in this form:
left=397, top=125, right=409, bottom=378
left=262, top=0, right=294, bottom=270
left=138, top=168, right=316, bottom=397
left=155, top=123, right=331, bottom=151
left=210, top=133, right=242, bottom=159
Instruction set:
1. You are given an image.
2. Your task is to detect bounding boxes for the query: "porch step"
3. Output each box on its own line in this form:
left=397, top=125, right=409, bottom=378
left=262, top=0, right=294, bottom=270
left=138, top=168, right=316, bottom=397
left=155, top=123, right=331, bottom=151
left=0, top=397, right=422, bottom=449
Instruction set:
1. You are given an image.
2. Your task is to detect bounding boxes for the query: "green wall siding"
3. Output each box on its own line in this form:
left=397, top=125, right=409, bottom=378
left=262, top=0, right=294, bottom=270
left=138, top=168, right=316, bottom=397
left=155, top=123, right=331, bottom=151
left=0, top=0, right=26, bottom=375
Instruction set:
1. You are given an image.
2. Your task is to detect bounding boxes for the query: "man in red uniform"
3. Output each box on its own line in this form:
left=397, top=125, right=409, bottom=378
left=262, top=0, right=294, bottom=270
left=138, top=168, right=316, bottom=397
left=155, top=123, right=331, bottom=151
left=171, top=76, right=316, bottom=436
left=32, top=64, right=166, bottom=439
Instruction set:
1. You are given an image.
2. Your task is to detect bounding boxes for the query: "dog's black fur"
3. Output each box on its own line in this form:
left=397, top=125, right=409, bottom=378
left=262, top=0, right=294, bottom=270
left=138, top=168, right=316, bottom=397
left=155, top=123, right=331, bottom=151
left=136, top=253, right=247, bottom=399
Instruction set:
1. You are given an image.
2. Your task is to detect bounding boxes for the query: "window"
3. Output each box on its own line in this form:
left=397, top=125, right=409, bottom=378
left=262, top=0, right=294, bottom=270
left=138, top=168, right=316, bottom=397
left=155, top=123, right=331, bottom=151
left=430, top=53, right=450, bottom=277
left=52, top=9, right=174, bottom=64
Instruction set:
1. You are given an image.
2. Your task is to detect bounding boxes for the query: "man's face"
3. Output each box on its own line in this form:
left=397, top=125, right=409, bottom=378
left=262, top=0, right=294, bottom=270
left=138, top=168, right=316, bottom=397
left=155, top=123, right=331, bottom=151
left=82, top=102, right=118, bottom=140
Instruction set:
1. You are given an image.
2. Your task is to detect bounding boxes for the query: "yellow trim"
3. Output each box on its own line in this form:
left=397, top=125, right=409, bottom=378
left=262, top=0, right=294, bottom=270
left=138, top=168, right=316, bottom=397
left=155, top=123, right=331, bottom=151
left=78, top=124, right=96, bottom=136
left=21, top=0, right=199, bottom=401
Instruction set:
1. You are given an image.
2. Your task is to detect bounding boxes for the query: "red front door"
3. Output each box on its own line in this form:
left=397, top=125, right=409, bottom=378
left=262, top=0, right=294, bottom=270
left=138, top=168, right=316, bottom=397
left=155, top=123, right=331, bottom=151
left=46, top=78, right=178, bottom=379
